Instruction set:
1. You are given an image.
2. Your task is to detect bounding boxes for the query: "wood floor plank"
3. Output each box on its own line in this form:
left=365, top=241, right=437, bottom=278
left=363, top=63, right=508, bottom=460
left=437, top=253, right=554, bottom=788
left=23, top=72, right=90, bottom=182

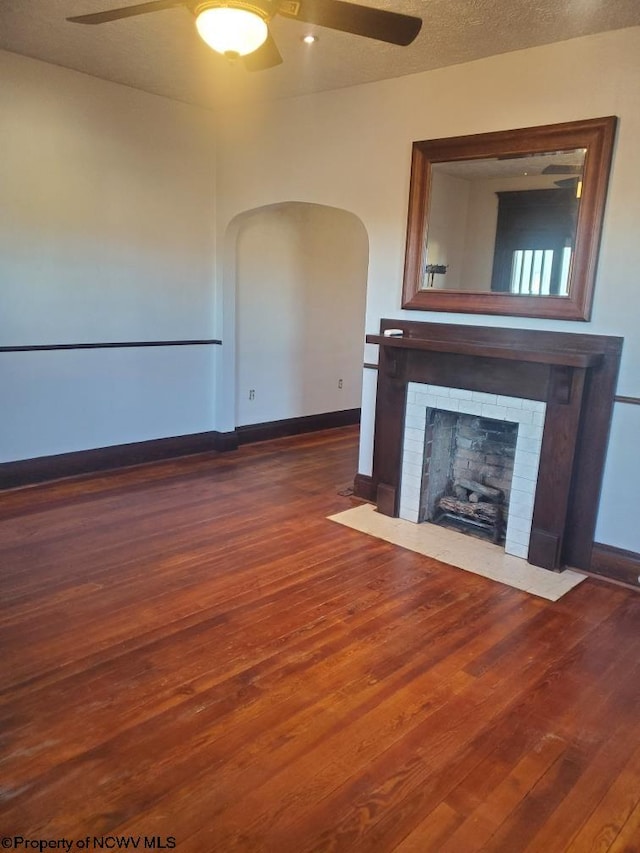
left=392, top=802, right=463, bottom=852
left=560, top=734, right=640, bottom=852
left=607, top=799, right=640, bottom=853
left=1, top=425, right=639, bottom=851
left=439, top=732, right=571, bottom=852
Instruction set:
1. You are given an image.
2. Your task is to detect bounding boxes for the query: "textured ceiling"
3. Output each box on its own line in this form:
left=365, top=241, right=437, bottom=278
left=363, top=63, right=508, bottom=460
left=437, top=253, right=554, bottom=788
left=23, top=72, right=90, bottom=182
left=1, top=0, right=639, bottom=112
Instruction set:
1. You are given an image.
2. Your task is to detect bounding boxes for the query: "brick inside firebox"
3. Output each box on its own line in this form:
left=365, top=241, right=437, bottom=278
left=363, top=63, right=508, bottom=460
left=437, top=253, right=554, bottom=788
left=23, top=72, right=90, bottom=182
left=453, top=417, right=518, bottom=497
left=420, top=409, right=518, bottom=538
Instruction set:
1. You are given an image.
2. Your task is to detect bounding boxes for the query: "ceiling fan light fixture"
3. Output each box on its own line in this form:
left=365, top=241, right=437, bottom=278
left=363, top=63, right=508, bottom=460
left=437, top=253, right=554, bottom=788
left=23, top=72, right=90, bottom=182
left=195, top=5, right=268, bottom=57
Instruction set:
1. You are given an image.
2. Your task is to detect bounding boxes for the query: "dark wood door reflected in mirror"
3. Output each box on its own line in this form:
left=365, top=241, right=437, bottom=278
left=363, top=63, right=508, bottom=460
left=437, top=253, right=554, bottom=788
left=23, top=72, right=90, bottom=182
left=402, top=117, right=617, bottom=320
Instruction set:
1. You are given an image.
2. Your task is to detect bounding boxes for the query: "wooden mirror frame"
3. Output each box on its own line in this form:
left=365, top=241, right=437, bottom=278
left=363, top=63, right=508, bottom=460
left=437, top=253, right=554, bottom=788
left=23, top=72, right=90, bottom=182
left=401, top=116, right=617, bottom=321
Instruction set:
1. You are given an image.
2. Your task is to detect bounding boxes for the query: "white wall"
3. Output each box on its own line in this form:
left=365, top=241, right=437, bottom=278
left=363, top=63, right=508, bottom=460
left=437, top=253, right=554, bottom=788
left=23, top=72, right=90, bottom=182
left=425, top=172, right=470, bottom=290
left=0, top=50, right=219, bottom=460
left=215, top=27, right=640, bottom=552
left=1, top=347, right=215, bottom=459
left=233, top=203, right=368, bottom=426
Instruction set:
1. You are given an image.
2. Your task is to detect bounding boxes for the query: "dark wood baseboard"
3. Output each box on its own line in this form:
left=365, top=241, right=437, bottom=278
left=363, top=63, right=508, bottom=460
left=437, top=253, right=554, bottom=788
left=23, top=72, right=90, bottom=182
left=353, top=473, right=375, bottom=502
left=0, top=431, right=238, bottom=490
left=236, top=409, right=360, bottom=445
left=590, top=542, right=640, bottom=589
left=1, top=410, right=360, bottom=490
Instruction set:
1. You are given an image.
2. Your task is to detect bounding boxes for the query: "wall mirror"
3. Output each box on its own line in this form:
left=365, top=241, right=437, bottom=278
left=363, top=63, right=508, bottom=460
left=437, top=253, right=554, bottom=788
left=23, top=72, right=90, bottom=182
left=401, top=117, right=617, bottom=320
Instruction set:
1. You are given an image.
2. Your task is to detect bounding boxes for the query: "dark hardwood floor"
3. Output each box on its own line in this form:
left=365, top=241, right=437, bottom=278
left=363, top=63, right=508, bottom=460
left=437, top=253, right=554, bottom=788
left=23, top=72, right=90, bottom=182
left=1, top=425, right=640, bottom=852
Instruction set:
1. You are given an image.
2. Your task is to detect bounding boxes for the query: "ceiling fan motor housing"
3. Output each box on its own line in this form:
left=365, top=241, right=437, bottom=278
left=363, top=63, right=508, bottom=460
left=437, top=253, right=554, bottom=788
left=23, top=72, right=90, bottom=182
left=193, top=0, right=276, bottom=22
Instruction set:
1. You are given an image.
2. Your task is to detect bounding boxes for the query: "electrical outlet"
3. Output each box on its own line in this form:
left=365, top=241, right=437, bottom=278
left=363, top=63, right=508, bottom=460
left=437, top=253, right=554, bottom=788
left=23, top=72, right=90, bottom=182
left=338, top=379, right=343, bottom=389
left=249, top=389, right=255, bottom=400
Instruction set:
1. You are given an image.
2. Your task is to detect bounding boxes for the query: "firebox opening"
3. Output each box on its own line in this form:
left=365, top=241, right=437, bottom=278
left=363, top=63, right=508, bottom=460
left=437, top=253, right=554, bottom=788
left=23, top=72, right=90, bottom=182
left=420, top=410, right=518, bottom=544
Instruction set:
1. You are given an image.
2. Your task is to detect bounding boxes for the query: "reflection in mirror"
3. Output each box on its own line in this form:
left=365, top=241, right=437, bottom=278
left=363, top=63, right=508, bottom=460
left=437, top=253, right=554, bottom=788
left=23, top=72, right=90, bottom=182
left=402, top=117, right=617, bottom=321
left=424, top=149, right=586, bottom=296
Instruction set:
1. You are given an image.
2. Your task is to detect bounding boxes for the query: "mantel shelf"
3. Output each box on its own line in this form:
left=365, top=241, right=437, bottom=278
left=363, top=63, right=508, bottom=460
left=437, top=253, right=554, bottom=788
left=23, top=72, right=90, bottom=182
left=366, top=334, right=604, bottom=369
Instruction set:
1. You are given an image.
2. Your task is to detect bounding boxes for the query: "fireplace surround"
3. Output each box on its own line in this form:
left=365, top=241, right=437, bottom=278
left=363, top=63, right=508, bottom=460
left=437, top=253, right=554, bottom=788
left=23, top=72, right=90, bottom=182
left=358, top=321, right=623, bottom=573
left=399, top=383, right=544, bottom=558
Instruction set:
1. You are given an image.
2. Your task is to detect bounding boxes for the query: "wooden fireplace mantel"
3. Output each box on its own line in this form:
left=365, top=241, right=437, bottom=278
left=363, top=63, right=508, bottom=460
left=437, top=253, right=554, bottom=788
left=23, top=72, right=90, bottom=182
left=362, top=320, right=623, bottom=573
left=365, top=334, right=604, bottom=368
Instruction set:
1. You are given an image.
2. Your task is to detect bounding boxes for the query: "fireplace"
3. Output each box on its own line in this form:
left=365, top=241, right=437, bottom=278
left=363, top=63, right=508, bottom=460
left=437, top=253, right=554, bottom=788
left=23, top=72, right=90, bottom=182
left=358, top=321, right=622, bottom=573
left=399, top=383, right=546, bottom=557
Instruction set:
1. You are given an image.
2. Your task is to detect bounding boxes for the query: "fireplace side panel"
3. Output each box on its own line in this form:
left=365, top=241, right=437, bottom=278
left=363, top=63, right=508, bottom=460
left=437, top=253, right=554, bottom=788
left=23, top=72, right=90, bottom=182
left=421, top=410, right=457, bottom=521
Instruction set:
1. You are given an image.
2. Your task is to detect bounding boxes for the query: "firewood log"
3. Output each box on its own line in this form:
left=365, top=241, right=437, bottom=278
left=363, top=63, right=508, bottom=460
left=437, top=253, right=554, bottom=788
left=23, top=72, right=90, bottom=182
left=454, top=478, right=502, bottom=501
left=438, top=496, right=502, bottom=524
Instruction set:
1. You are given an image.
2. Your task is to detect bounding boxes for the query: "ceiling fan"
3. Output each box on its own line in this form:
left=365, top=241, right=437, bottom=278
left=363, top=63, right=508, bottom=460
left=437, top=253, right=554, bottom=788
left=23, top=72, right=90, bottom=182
left=67, top=0, right=423, bottom=71
left=541, top=162, right=584, bottom=190
left=542, top=164, right=583, bottom=176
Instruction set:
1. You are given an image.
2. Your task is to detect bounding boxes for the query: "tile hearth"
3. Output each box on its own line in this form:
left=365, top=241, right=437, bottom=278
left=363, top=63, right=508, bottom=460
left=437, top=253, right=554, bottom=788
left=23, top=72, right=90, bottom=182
left=329, top=504, right=586, bottom=601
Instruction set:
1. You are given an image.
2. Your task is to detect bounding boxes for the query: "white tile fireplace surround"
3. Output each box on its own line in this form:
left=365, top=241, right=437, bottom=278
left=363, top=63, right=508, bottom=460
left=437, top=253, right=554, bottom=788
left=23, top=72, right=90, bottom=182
left=399, top=382, right=546, bottom=559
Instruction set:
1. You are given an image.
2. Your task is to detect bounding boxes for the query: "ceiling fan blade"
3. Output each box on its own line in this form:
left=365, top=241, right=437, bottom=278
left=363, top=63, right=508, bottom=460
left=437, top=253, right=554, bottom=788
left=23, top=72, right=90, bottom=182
left=542, top=164, right=583, bottom=175
left=67, top=0, right=185, bottom=25
left=279, top=0, right=422, bottom=45
left=555, top=177, right=581, bottom=188
left=242, top=32, right=284, bottom=71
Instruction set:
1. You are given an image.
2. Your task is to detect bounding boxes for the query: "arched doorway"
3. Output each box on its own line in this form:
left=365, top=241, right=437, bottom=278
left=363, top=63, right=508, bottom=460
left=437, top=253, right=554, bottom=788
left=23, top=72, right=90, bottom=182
left=229, top=202, right=369, bottom=426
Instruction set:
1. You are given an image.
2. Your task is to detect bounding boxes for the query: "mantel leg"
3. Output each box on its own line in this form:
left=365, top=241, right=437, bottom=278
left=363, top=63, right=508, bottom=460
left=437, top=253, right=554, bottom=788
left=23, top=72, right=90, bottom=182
left=371, top=348, right=408, bottom=517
